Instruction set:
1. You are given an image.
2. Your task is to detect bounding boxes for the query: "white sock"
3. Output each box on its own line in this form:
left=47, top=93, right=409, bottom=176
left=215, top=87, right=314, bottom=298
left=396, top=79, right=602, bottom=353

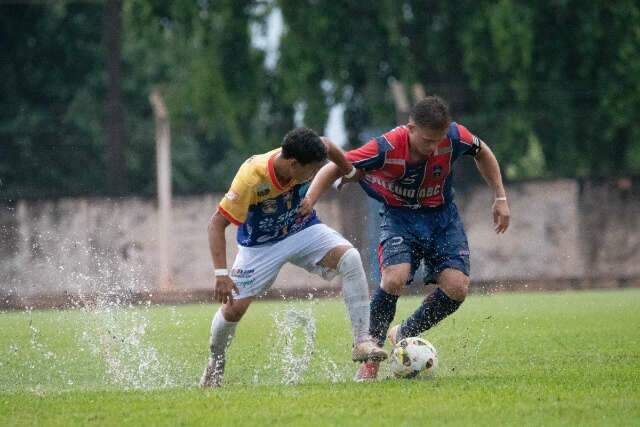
left=337, top=248, right=371, bottom=343
left=208, top=308, right=238, bottom=368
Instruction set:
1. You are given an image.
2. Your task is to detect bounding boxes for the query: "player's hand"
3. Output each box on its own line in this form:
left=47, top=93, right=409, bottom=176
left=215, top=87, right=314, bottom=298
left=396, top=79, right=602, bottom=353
left=492, top=199, right=510, bottom=234
left=334, top=170, right=363, bottom=191
left=340, top=169, right=364, bottom=186
left=297, top=196, right=315, bottom=218
left=213, top=275, right=239, bottom=305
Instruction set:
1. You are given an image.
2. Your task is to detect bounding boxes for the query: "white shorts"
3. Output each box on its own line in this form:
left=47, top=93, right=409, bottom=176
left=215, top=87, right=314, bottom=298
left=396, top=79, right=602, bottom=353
left=230, top=223, right=351, bottom=299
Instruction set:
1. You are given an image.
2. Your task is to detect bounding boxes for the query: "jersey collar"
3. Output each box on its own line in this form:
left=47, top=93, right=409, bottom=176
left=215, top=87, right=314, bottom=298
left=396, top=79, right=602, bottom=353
left=268, top=151, right=287, bottom=191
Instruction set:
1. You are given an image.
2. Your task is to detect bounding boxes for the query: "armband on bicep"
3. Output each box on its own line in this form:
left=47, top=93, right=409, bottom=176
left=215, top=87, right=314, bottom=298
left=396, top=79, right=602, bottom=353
left=466, top=135, right=483, bottom=157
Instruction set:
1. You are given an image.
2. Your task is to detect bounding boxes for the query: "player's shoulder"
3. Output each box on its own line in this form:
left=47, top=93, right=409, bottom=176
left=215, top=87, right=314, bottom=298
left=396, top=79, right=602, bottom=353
left=236, top=150, right=276, bottom=187
left=448, top=122, right=474, bottom=144
left=378, top=125, right=409, bottom=151
left=383, top=125, right=409, bottom=144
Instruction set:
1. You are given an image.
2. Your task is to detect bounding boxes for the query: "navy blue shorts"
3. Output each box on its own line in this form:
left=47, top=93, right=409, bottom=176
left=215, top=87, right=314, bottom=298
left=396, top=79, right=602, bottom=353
left=378, top=203, right=470, bottom=285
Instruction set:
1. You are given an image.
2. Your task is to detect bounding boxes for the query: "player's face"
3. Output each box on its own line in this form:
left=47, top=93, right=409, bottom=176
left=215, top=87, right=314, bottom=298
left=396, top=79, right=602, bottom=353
left=290, top=160, right=324, bottom=182
left=409, top=124, right=448, bottom=157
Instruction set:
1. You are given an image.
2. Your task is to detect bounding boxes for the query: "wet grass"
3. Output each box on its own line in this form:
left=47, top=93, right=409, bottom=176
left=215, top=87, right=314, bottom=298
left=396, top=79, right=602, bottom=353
left=1, top=289, right=639, bottom=426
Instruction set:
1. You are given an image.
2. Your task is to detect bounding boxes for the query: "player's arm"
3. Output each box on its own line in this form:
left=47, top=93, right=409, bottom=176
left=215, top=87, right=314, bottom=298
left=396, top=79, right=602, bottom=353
left=473, top=141, right=510, bottom=234
left=211, top=172, right=253, bottom=304
left=208, top=210, right=239, bottom=305
left=298, top=138, right=363, bottom=216
left=303, top=162, right=363, bottom=209
left=321, top=137, right=354, bottom=176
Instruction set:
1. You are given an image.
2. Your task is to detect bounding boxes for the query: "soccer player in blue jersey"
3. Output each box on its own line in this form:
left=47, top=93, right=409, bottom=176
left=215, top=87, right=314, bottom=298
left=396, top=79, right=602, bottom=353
left=200, top=128, right=387, bottom=388
left=302, top=96, right=511, bottom=380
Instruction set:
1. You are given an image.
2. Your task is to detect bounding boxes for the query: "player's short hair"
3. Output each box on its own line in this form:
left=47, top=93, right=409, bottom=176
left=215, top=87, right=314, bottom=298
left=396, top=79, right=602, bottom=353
left=281, top=127, right=328, bottom=165
left=411, top=96, right=452, bottom=130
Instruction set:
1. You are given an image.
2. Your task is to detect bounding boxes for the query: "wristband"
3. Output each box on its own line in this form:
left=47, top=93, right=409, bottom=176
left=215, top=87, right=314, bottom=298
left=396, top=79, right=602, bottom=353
left=495, top=197, right=507, bottom=202
left=214, top=268, right=229, bottom=277
left=344, top=166, right=357, bottom=179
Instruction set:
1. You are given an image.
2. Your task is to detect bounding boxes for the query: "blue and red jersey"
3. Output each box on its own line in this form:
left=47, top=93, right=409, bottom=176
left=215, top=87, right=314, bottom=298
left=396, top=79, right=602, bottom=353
left=345, top=122, right=482, bottom=209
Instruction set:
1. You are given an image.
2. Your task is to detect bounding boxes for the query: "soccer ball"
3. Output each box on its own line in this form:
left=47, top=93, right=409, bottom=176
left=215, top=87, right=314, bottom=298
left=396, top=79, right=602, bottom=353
left=390, top=337, right=438, bottom=378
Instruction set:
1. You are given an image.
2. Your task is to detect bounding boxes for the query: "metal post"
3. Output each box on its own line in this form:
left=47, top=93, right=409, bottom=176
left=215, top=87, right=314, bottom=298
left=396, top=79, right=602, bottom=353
left=149, top=89, right=173, bottom=290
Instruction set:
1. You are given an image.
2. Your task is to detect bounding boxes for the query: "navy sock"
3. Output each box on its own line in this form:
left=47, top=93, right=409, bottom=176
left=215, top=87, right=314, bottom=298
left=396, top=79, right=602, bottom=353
left=399, top=288, right=462, bottom=338
left=369, top=287, right=399, bottom=347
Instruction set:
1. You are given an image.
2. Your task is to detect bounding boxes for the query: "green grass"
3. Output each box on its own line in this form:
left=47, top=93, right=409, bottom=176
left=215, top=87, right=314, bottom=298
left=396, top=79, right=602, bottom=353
left=1, top=289, right=639, bottom=426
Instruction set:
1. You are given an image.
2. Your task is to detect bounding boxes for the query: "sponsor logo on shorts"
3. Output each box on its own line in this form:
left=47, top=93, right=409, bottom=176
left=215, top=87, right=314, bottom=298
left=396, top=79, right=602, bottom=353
left=231, top=268, right=255, bottom=279
left=390, top=236, right=404, bottom=246
left=234, top=279, right=255, bottom=288
left=225, top=191, right=239, bottom=201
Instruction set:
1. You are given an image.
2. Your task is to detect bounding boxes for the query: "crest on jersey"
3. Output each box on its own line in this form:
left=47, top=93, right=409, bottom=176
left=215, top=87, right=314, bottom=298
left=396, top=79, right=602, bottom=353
left=432, top=165, right=442, bottom=177
left=256, top=183, right=270, bottom=197
left=436, top=145, right=452, bottom=155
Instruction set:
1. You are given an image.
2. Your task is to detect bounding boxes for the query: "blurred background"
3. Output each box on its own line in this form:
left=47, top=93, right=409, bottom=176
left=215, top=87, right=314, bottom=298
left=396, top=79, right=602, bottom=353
left=1, top=0, right=639, bottom=307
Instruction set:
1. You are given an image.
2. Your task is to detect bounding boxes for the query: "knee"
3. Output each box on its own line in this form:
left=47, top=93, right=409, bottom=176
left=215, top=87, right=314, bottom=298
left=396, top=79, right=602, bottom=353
left=337, top=247, right=363, bottom=276
left=439, top=270, right=470, bottom=302
left=381, top=272, right=407, bottom=296
left=221, top=303, right=247, bottom=322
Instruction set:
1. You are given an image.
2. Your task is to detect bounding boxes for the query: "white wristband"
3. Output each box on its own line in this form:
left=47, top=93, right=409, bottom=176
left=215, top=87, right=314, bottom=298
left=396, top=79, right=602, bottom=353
left=495, top=197, right=507, bottom=202
left=344, top=166, right=357, bottom=179
left=214, top=268, right=229, bottom=277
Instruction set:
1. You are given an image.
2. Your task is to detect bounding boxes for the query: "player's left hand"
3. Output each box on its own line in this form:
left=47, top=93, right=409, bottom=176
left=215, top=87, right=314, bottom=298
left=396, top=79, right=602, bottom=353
left=297, top=196, right=314, bottom=218
left=492, top=199, right=510, bottom=233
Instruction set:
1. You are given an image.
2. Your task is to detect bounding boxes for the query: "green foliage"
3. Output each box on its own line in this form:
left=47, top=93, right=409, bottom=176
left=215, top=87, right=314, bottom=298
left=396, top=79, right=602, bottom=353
left=0, top=3, right=106, bottom=198
left=2, top=0, right=640, bottom=198
left=121, top=0, right=270, bottom=193
left=1, top=290, right=639, bottom=425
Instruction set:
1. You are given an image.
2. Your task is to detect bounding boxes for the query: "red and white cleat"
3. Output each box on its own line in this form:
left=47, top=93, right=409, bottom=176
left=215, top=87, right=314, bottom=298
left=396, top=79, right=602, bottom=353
left=354, top=360, right=381, bottom=382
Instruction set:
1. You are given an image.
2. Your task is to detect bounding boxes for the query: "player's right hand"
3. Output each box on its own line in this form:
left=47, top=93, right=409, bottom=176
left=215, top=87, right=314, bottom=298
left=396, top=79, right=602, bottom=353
left=213, top=275, right=239, bottom=305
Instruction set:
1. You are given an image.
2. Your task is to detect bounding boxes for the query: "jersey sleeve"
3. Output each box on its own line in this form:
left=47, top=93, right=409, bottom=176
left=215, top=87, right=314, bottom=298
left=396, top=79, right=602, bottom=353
left=346, top=139, right=385, bottom=171
left=454, top=124, right=483, bottom=157
left=217, top=165, right=255, bottom=225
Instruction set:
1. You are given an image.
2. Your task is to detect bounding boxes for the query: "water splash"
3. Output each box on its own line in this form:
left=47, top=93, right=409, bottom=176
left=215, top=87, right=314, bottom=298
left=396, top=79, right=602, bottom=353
left=79, top=302, right=178, bottom=390
left=248, top=304, right=346, bottom=386
left=1, top=230, right=188, bottom=392
left=271, top=306, right=317, bottom=385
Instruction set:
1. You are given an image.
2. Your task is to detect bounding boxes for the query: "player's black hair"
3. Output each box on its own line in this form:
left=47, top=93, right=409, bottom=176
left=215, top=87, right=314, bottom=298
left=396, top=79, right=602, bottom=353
left=281, top=127, right=328, bottom=165
left=411, top=96, right=452, bottom=130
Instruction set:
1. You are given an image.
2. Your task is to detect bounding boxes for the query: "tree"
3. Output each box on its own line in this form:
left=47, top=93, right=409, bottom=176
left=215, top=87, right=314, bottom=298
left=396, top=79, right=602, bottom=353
left=0, top=2, right=106, bottom=198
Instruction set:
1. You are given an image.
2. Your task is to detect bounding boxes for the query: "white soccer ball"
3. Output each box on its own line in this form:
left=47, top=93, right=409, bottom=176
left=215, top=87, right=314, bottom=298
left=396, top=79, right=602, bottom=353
left=390, top=337, right=438, bottom=378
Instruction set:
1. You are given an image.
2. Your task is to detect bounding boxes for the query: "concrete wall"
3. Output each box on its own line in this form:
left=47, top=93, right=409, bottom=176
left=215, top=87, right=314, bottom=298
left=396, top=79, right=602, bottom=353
left=465, top=178, right=640, bottom=283
left=1, top=178, right=639, bottom=304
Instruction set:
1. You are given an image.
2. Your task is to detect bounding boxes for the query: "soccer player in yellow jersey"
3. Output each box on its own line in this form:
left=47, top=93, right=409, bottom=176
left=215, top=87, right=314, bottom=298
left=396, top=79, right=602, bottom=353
left=200, top=128, right=387, bottom=387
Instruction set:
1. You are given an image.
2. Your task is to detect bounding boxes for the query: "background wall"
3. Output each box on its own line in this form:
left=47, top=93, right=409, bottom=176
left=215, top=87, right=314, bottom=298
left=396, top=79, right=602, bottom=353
left=1, top=177, right=639, bottom=307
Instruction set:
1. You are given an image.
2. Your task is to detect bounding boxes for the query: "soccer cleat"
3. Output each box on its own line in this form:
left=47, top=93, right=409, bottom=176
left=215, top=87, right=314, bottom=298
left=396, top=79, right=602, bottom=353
left=199, top=356, right=225, bottom=388
left=386, top=324, right=402, bottom=346
left=352, top=338, right=388, bottom=362
left=354, top=360, right=380, bottom=382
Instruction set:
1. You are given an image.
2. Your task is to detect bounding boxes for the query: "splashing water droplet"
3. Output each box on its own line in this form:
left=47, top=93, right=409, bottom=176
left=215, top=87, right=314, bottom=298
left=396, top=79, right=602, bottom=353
left=271, top=307, right=316, bottom=385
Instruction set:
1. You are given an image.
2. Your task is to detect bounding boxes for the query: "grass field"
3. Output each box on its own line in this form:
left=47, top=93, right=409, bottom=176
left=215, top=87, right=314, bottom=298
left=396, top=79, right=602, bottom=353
left=1, top=289, right=639, bottom=426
